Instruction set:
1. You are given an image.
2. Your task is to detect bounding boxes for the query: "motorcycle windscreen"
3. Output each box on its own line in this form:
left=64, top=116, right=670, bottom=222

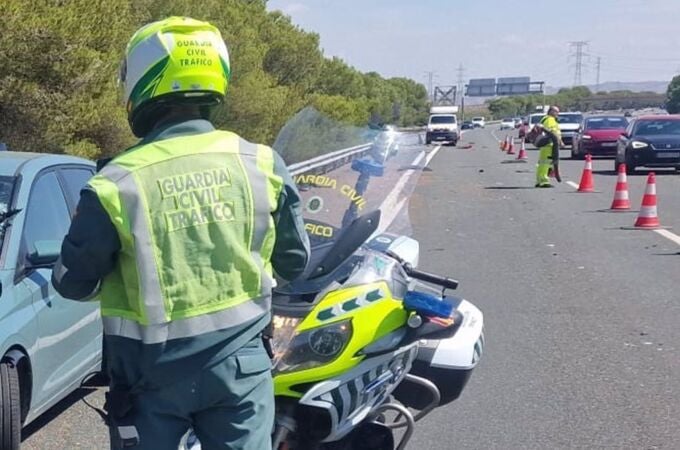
left=272, top=107, right=427, bottom=280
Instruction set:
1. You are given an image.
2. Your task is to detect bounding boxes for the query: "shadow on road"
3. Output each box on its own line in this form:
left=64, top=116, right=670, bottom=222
left=399, top=165, right=432, bottom=172
left=21, top=372, right=108, bottom=441
left=484, top=186, right=536, bottom=190
left=593, top=169, right=679, bottom=177
left=21, top=387, right=100, bottom=441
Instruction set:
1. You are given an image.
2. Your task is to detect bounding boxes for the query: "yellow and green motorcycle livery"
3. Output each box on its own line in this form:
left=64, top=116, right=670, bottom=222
left=183, top=108, right=485, bottom=450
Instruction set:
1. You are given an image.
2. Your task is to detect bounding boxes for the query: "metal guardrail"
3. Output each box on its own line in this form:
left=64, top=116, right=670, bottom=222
left=288, top=143, right=373, bottom=176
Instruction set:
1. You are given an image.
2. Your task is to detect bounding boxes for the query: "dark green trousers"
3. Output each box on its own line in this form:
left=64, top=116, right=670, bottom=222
left=109, top=337, right=274, bottom=450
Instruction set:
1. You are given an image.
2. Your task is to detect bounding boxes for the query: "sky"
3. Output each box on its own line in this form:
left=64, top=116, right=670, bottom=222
left=266, top=0, right=680, bottom=90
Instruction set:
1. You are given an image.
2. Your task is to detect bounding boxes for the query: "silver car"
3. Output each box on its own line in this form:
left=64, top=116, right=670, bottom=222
left=0, top=151, right=102, bottom=446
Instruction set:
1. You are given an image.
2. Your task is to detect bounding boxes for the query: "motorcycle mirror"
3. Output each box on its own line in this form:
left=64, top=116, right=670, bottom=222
left=309, top=209, right=381, bottom=280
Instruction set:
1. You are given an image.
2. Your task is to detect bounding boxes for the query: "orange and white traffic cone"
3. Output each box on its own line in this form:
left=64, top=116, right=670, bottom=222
left=577, top=154, right=595, bottom=192
left=499, top=138, right=505, bottom=151
left=516, top=140, right=528, bottom=161
left=610, top=163, right=631, bottom=210
left=633, top=172, right=662, bottom=229
left=507, top=137, right=516, bottom=155
left=501, top=136, right=508, bottom=152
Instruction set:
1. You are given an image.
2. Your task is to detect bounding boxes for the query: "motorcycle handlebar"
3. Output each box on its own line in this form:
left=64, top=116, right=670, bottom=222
left=403, top=263, right=459, bottom=290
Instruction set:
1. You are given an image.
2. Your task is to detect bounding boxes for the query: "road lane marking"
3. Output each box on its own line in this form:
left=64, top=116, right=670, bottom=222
left=566, top=181, right=579, bottom=189
left=654, top=229, right=680, bottom=247
left=375, top=144, right=442, bottom=235
left=490, top=128, right=502, bottom=143
left=424, top=144, right=443, bottom=166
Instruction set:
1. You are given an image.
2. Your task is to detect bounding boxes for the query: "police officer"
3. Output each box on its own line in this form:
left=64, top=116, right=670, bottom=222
left=51, top=17, right=310, bottom=450
left=535, top=106, right=563, bottom=188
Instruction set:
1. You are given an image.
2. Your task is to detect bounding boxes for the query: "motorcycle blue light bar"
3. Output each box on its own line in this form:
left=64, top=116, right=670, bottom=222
left=403, top=291, right=453, bottom=318
left=352, top=158, right=384, bottom=177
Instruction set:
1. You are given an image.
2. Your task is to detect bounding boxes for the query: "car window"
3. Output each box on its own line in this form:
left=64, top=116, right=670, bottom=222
left=585, top=117, right=628, bottom=130
left=60, top=168, right=94, bottom=206
left=0, top=176, right=15, bottom=215
left=530, top=115, right=543, bottom=124
left=430, top=116, right=455, bottom=124
left=22, top=171, right=71, bottom=258
left=634, top=120, right=680, bottom=136
left=0, top=176, right=18, bottom=257
left=558, top=114, right=583, bottom=124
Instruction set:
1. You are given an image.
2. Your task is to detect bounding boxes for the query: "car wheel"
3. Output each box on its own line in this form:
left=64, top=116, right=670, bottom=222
left=625, top=163, right=636, bottom=175
left=0, top=361, right=21, bottom=450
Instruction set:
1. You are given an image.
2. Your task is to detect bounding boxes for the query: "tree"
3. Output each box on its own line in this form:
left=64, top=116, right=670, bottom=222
left=0, top=0, right=428, bottom=160
left=665, top=76, right=680, bottom=114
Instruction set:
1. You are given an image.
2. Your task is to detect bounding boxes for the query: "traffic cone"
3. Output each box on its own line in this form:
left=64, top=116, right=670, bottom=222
left=501, top=136, right=508, bottom=152
left=610, top=163, right=631, bottom=210
left=507, top=138, right=516, bottom=155
left=499, top=138, right=505, bottom=151
left=633, top=172, right=661, bottom=228
left=577, top=154, right=595, bottom=192
left=516, top=140, right=528, bottom=160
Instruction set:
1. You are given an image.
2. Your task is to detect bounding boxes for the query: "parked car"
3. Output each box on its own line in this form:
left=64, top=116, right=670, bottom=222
left=461, top=121, right=474, bottom=130
left=557, top=112, right=584, bottom=147
left=513, top=117, right=522, bottom=128
left=616, top=115, right=680, bottom=174
left=471, top=117, right=486, bottom=128
left=500, top=118, right=515, bottom=130
left=0, top=151, right=102, bottom=444
left=572, top=116, right=628, bottom=159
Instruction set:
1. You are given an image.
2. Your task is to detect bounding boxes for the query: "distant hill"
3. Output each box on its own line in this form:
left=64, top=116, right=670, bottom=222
left=546, top=81, right=670, bottom=95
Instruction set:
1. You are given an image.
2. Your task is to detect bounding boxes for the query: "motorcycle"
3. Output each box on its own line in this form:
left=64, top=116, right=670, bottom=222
left=182, top=108, right=484, bottom=450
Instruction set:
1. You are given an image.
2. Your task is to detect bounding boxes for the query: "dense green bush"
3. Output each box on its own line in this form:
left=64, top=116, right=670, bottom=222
left=0, top=0, right=428, bottom=161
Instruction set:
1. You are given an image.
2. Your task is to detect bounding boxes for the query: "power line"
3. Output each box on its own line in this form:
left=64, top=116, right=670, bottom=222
left=596, top=57, right=601, bottom=91
left=569, top=41, right=589, bottom=86
left=591, top=51, right=680, bottom=63
left=424, top=71, right=437, bottom=102
left=456, top=63, right=465, bottom=103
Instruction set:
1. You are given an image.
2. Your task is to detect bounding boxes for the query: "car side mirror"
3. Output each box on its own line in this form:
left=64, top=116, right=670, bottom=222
left=27, top=240, right=61, bottom=267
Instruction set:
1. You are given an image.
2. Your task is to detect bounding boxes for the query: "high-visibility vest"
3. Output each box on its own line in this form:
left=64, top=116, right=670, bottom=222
left=88, top=130, right=283, bottom=344
left=540, top=115, right=561, bottom=137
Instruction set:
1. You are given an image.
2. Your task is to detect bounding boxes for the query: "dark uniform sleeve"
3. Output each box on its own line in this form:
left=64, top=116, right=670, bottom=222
left=271, top=151, right=310, bottom=281
left=51, top=187, right=121, bottom=300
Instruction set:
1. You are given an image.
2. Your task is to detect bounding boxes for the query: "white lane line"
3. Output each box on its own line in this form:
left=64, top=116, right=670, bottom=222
left=654, top=229, right=680, bottom=247
left=490, top=128, right=502, bottom=143
left=375, top=144, right=442, bottom=234
left=424, top=144, right=443, bottom=166
left=566, top=181, right=579, bottom=189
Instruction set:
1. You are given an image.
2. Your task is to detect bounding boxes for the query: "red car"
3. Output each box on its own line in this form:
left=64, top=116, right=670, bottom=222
left=572, top=115, right=629, bottom=159
left=518, top=120, right=529, bottom=139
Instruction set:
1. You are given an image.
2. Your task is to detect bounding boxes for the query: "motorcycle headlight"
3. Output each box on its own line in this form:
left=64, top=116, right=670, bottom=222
left=274, top=320, right=353, bottom=374
left=271, top=315, right=302, bottom=366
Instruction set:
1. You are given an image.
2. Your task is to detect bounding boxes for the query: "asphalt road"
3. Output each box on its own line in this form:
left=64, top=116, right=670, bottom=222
left=408, top=126, right=680, bottom=449
left=21, top=126, right=680, bottom=449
